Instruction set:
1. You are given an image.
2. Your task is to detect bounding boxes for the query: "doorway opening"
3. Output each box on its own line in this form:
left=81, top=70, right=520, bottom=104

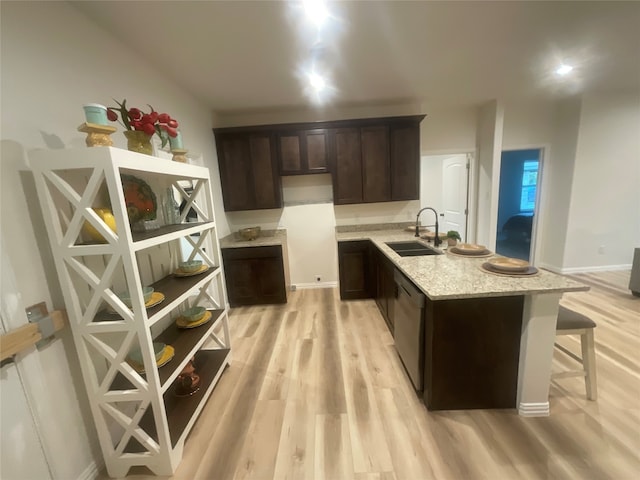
left=496, top=148, right=542, bottom=262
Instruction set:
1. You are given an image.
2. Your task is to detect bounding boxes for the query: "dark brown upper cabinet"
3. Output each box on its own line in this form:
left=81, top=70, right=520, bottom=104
left=329, top=115, right=424, bottom=205
left=278, top=128, right=329, bottom=175
left=213, top=114, right=424, bottom=210
left=390, top=122, right=421, bottom=201
left=214, top=131, right=282, bottom=212
left=332, top=128, right=363, bottom=204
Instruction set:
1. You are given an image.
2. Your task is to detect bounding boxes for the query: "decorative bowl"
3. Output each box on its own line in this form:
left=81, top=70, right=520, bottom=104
left=182, top=306, right=206, bottom=323
left=128, top=342, right=166, bottom=365
left=238, top=226, right=261, bottom=241
left=178, top=260, right=203, bottom=273
left=117, top=286, right=154, bottom=307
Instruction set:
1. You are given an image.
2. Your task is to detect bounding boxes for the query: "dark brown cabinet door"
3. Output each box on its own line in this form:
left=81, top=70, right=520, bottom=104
left=216, top=134, right=254, bottom=211
left=222, top=246, right=287, bottom=307
left=373, top=247, right=396, bottom=334
left=304, top=129, right=329, bottom=173
left=338, top=241, right=372, bottom=300
left=215, top=131, right=282, bottom=211
left=278, top=129, right=328, bottom=175
left=332, top=128, right=363, bottom=204
left=278, top=132, right=303, bottom=174
left=361, top=126, right=390, bottom=203
left=250, top=134, right=281, bottom=209
left=390, top=123, right=420, bottom=201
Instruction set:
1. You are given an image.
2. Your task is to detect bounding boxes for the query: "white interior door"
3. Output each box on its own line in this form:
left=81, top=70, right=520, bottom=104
left=441, top=155, right=469, bottom=241
left=0, top=241, right=52, bottom=480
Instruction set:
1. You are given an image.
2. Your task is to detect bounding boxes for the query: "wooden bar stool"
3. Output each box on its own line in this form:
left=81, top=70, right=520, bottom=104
left=552, top=305, right=598, bottom=400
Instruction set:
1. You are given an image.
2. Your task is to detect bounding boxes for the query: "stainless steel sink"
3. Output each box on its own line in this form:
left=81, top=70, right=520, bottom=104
left=385, top=241, right=442, bottom=257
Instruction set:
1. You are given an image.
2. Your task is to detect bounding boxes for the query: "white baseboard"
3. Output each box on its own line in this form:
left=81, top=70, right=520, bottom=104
left=557, top=264, right=631, bottom=275
left=518, top=402, right=550, bottom=417
left=293, top=281, right=338, bottom=290
left=539, top=262, right=562, bottom=274
left=77, top=460, right=101, bottom=480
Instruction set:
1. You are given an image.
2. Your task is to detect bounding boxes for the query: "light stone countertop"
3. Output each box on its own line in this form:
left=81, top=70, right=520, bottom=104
left=220, top=229, right=287, bottom=249
left=336, top=226, right=589, bottom=300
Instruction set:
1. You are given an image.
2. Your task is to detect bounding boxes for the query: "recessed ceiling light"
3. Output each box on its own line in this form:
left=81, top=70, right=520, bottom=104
left=303, top=0, right=329, bottom=29
left=308, top=72, right=326, bottom=92
left=556, top=64, right=574, bottom=76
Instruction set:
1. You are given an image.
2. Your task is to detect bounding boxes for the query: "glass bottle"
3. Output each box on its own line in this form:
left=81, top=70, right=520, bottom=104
left=163, top=187, right=180, bottom=225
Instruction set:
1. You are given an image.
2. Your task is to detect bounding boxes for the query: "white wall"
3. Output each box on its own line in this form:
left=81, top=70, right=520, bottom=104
left=420, top=104, right=477, bottom=154
left=475, top=100, right=504, bottom=249
left=420, top=155, right=446, bottom=213
left=563, top=91, right=640, bottom=271
left=502, top=100, right=555, bottom=149
left=0, top=2, right=229, bottom=478
left=537, top=98, right=582, bottom=271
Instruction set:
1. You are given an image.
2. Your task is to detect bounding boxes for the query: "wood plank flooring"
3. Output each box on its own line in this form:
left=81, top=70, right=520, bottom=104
left=104, top=270, right=640, bottom=479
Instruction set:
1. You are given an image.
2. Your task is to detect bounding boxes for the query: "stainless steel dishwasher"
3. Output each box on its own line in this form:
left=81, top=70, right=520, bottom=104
left=393, top=269, right=425, bottom=391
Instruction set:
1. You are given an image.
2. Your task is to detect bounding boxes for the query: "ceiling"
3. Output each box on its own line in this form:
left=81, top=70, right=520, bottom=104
left=71, top=1, right=640, bottom=114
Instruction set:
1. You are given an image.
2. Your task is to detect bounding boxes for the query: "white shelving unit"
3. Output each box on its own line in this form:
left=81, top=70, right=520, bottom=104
left=30, top=147, right=231, bottom=477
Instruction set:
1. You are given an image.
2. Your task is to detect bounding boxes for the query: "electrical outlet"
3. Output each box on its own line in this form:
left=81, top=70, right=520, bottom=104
left=598, top=245, right=605, bottom=255
left=316, top=275, right=321, bottom=282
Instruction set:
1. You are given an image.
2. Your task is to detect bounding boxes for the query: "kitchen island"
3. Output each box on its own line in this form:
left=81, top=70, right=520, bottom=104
left=336, top=224, right=589, bottom=416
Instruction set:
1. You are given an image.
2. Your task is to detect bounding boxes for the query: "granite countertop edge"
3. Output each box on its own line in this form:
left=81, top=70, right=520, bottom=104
left=335, top=225, right=589, bottom=301
left=220, top=229, right=287, bottom=248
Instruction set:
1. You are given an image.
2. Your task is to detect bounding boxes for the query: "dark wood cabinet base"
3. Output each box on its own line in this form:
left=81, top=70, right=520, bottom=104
left=423, top=295, right=524, bottom=410
left=222, top=246, right=287, bottom=307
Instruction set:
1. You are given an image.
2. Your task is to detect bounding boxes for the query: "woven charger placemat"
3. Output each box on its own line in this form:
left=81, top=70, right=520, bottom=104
left=479, top=263, right=540, bottom=277
left=447, top=248, right=494, bottom=258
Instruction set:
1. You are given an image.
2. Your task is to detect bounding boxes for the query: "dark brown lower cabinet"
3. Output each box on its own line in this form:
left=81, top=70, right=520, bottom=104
left=221, top=246, right=287, bottom=307
left=338, top=241, right=373, bottom=300
left=374, top=249, right=396, bottom=334
left=423, top=295, right=524, bottom=410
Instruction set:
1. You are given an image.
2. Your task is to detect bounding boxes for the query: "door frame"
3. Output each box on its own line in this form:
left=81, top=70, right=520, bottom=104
left=421, top=149, right=477, bottom=243
left=499, top=144, right=548, bottom=265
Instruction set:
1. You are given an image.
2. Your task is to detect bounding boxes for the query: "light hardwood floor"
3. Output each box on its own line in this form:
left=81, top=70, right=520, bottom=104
left=109, top=270, right=640, bottom=479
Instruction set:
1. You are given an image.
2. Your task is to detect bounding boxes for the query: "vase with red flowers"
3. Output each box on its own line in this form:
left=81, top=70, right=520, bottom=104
left=107, top=99, right=179, bottom=155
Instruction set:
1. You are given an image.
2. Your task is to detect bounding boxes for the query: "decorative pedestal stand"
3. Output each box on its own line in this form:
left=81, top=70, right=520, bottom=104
left=78, top=122, right=117, bottom=147
left=171, top=149, right=189, bottom=163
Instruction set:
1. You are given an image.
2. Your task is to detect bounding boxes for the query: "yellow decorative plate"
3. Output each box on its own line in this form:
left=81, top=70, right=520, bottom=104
left=176, top=310, right=213, bottom=329
left=174, top=264, right=209, bottom=277
left=487, top=257, right=530, bottom=272
left=145, top=292, right=165, bottom=308
left=128, top=345, right=175, bottom=374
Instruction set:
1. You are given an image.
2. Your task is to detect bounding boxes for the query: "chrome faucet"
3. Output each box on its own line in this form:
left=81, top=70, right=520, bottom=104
left=415, top=207, right=442, bottom=246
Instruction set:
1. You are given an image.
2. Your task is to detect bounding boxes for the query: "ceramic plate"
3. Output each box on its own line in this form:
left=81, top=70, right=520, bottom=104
left=176, top=310, right=213, bottom=329
left=481, top=262, right=539, bottom=277
left=128, top=345, right=175, bottom=373
left=174, top=264, right=210, bottom=277
left=454, top=243, right=488, bottom=255
left=447, top=248, right=493, bottom=258
left=145, top=292, right=165, bottom=308
left=127, top=342, right=166, bottom=365
left=487, top=257, right=530, bottom=272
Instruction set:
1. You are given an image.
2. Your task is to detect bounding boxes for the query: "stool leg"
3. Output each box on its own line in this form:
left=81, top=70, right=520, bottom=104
left=581, top=328, right=598, bottom=400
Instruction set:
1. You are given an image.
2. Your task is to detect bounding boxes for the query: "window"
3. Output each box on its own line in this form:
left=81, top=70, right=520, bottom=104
left=519, top=160, right=538, bottom=212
